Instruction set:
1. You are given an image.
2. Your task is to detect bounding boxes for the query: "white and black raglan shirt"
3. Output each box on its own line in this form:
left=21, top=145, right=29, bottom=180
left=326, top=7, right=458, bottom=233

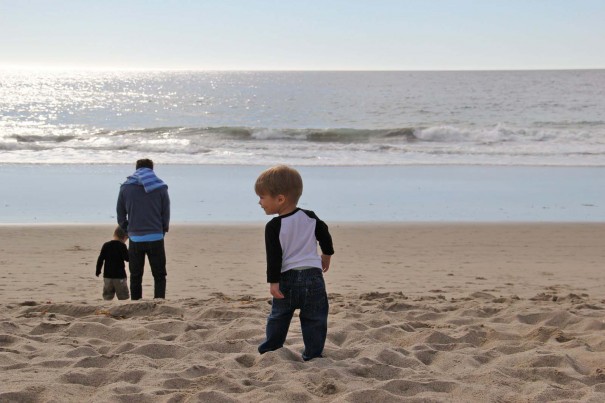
left=264, top=208, right=335, bottom=283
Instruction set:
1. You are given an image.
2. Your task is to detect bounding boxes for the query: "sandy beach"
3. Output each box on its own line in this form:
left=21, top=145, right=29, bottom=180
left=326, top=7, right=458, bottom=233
left=1, top=223, right=604, bottom=402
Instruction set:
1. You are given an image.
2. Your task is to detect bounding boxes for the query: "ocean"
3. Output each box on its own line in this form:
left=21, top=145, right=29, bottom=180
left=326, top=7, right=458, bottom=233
left=1, top=69, right=605, bottom=166
left=1, top=70, right=604, bottom=223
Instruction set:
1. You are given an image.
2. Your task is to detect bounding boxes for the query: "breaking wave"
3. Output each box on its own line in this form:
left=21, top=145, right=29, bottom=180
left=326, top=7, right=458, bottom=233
left=1, top=124, right=604, bottom=166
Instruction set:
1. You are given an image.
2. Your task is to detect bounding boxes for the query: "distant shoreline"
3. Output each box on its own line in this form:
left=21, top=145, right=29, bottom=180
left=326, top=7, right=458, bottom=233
left=2, top=165, right=604, bottom=224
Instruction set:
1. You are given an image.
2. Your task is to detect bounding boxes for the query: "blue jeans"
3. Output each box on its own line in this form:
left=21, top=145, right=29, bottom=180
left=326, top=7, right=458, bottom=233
left=258, top=268, right=329, bottom=361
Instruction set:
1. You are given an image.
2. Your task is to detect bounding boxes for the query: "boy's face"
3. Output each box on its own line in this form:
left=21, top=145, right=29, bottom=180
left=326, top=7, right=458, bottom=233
left=258, top=193, right=284, bottom=215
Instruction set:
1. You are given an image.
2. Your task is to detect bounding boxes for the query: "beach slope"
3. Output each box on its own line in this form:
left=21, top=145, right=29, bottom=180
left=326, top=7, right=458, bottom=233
left=1, top=223, right=604, bottom=401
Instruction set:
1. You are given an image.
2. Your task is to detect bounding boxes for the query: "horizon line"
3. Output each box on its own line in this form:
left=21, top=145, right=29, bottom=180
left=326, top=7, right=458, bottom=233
left=1, top=64, right=604, bottom=73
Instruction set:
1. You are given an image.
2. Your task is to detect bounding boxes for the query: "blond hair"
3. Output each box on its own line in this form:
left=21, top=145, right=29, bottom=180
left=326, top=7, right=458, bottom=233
left=254, top=165, right=303, bottom=204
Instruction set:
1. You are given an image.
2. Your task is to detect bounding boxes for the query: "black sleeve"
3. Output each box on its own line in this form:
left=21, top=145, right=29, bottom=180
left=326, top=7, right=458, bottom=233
left=122, top=243, right=129, bottom=262
left=313, top=214, right=334, bottom=256
left=265, top=219, right=283, bottom=283
left=96, top=244, right=106, bottom=276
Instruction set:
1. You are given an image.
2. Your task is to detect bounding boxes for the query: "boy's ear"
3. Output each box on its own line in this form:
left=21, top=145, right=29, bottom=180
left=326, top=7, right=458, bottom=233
left=277, top=194, right=286, bottom=204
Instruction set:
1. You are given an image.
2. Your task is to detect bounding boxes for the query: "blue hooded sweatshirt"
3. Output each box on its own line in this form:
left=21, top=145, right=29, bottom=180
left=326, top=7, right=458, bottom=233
left=116, top=168, right=170, bottom=237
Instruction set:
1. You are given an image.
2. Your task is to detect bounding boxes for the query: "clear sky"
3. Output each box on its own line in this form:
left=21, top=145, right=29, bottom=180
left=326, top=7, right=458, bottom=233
left=1, top=0, right=604, bottom=71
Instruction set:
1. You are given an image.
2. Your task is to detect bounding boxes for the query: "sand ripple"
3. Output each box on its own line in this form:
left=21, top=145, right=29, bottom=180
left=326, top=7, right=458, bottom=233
left=1, top=290, right=605, bottom=402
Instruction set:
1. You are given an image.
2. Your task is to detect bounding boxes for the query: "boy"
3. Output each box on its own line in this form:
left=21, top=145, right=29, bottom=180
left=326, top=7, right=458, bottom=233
left=254, top=165, right=334, bottom=361
left=96, top=226, right=130, bottom=300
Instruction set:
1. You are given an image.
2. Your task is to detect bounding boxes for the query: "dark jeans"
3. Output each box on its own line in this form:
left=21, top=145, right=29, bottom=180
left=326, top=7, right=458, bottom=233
left=128, top=239, right=166, bottom=300
left=258, top=268, right=329, bottom=361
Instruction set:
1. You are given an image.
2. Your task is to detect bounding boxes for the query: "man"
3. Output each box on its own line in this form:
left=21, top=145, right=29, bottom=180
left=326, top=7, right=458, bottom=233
left=117, top=159, right=170, bottom=300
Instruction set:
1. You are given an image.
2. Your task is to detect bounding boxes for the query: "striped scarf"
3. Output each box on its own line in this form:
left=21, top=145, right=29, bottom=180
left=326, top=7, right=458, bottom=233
left=123, top=168, right=168, bottom=193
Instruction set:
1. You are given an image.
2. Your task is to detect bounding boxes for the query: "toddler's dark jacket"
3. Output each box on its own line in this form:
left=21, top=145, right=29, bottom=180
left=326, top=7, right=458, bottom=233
left=96, top=240, right=129, bottom=278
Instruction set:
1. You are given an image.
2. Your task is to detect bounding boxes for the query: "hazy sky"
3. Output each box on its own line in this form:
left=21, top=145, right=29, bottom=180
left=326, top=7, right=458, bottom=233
left=1, top=0, right=604, bottom=70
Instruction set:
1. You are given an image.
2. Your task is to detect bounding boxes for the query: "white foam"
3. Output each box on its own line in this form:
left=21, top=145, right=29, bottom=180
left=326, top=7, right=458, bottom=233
left=2, top=70, right=605, bottom=166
